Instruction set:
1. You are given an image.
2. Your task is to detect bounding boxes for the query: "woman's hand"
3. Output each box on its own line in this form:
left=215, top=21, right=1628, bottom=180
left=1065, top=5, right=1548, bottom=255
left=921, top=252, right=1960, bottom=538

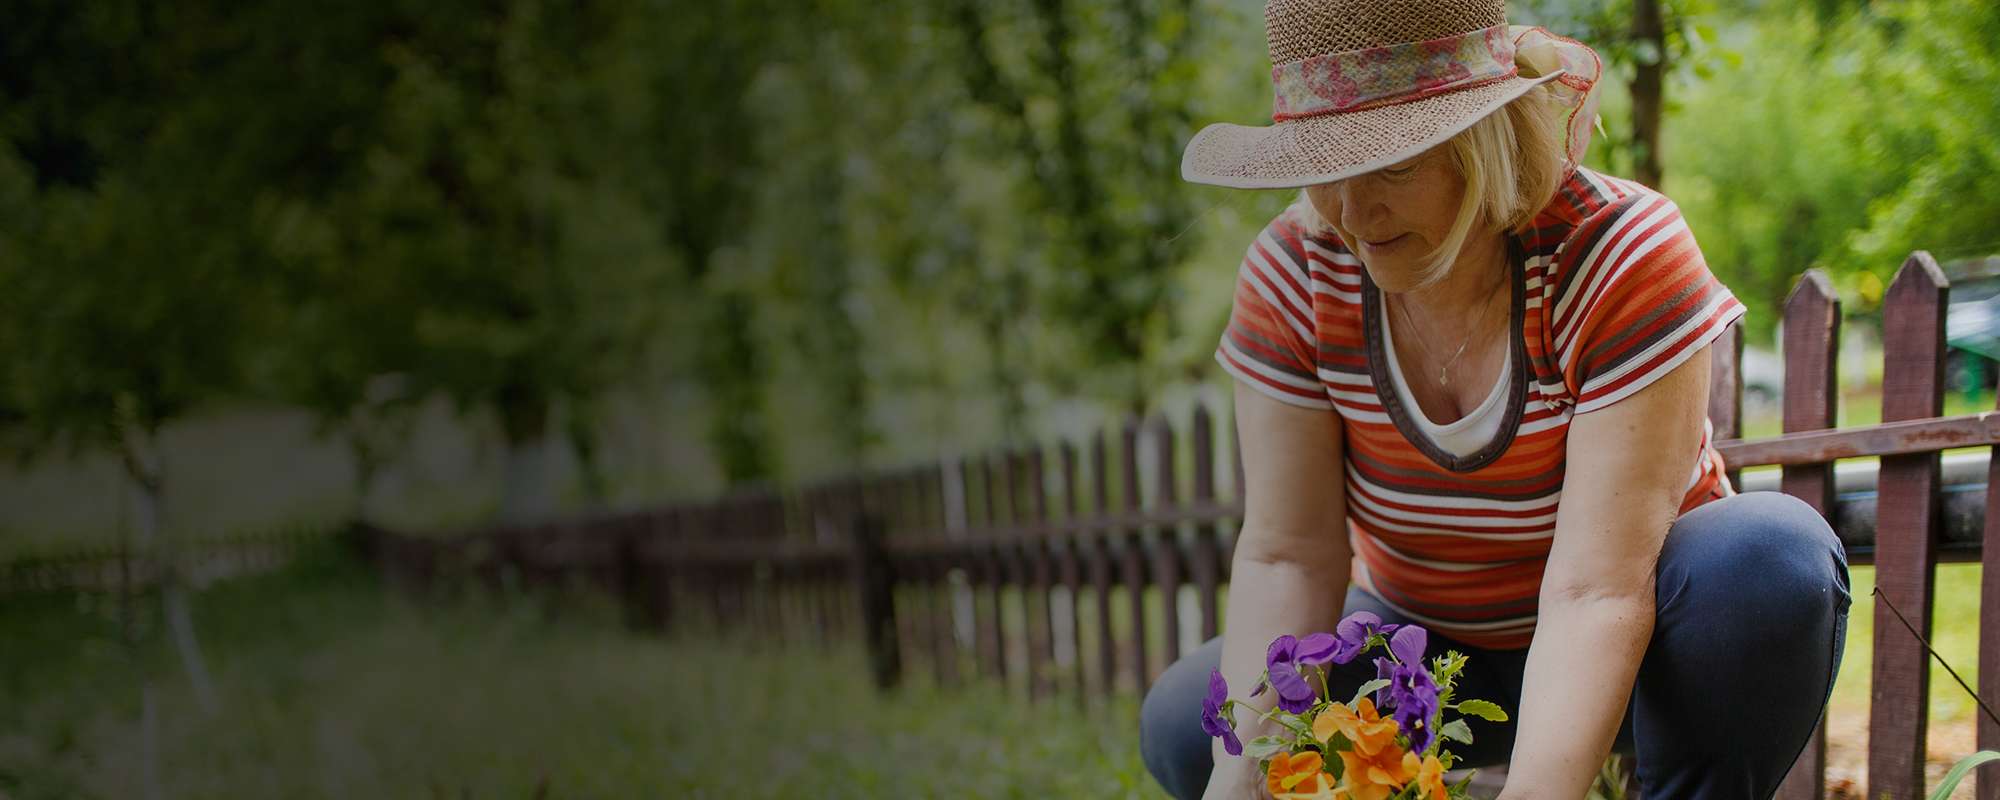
left=1201, top=752, right=1271, bottom=800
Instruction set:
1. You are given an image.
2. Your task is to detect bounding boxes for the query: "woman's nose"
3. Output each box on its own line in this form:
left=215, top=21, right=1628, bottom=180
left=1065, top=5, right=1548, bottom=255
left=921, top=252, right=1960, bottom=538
left=1335, top=179, right=1377, bottom=230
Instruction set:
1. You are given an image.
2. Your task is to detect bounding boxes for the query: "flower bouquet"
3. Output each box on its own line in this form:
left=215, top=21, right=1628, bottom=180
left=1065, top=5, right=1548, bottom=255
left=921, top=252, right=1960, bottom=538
left=1201, top=612, right=1509, bottom=800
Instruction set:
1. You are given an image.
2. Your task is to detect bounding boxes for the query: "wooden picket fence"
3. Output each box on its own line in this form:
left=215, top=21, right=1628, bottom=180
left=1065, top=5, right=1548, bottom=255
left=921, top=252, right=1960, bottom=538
left=0, top=530, right=321, bottom=594
left=358, top=254, right=2000, bottom=800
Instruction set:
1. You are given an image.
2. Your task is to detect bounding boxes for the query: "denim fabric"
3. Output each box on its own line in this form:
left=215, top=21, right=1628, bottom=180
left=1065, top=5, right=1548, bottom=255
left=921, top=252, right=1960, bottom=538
left=1138, top=491, right=1852, bottom=800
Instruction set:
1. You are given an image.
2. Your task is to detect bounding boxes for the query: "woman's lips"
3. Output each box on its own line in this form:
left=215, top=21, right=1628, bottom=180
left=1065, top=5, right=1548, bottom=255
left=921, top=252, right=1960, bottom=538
left=1363, top=233, right=1408, bottom=250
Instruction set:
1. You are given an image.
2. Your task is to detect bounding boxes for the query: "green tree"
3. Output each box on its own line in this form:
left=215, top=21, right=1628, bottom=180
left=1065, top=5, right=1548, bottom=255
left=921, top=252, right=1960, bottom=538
left=339, top=0, right=676, bottom=518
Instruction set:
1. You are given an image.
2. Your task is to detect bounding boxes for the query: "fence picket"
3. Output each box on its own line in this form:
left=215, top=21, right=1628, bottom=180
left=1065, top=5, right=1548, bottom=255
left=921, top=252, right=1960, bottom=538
left=1091, top=432, right=1118, bottom=701
left=1151, top=414, right=1184, bottom=673
left=1026, top=448, right=1056, bottom=702
left=1779, top=276, right=1839, bottom=500
left=1984, top=356, right=2000, bottom=800
left=1709, top=321, right=1745, bottom=491
left=1059, top=440, right=1087, bottom=708
left=1869, top=252, right=1947, bottom=800
left=1191, top=403, right=1222, bottom=641
left=1120, top=417, right=1151, bottom=696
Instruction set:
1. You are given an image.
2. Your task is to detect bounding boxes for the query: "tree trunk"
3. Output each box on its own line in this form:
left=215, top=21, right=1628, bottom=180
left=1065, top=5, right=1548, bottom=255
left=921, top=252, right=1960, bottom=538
left=563, top=397, right=609, bottom=507
left=497, top=383, right=557, bottom=523
left=349, top=432, right=382, bottom=525
left=1631, top=0, right=1666, bottom=188
left=120, top=424, right=218, bottom=714
left=699, top=291, right=772, bottom=485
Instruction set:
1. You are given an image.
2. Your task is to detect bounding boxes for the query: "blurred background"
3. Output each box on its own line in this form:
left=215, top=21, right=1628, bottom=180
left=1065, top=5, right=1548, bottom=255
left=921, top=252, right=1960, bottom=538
left=2, top=0, right=1998, bottom=797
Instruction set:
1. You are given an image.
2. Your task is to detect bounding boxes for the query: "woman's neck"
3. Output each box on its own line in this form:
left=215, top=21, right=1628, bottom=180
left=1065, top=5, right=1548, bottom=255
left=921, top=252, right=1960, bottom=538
left=1400, top=234, right=1510, bottom=323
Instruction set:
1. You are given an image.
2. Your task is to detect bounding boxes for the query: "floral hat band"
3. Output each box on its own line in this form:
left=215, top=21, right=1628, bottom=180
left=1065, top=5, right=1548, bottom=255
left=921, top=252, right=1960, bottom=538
left=1272, top=24, right=1517, bottom=121
left=1180, top=0, right=1608, bottom=191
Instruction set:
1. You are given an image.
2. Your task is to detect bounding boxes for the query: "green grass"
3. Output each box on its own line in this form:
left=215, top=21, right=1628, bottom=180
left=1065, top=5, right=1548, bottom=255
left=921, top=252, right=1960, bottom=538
left=1737, top=386, right=1994, bottom=441
left=2, top=542, right=1987, bottom=799
left=1829, top=563, right=1986, bottom=729
left=0, top=548, right=1153, bottom=799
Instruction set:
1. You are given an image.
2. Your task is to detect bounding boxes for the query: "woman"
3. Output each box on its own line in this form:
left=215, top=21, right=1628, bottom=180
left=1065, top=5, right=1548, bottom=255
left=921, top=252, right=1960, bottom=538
left=1140, top=1, right=1851, bottom=798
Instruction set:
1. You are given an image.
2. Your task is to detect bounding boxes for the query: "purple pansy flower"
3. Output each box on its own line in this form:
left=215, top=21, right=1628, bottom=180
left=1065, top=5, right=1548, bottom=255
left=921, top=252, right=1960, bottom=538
left=1372, top=625, right=1440, bottom=752
left=1201, top=669, right=1242, bottom=756
left=1266, top=635, right=1318, bottom=714
left=1389, top=624, right=1427, bottom=666
left=1332, top=611, right=1402, bottom=665
left=1295, top=632, right=1339, bottom=666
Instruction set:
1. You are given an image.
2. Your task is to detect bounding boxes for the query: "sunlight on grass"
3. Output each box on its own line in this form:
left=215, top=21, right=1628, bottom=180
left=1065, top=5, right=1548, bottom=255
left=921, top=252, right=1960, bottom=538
left=0, top=548, right=1152, bottom=799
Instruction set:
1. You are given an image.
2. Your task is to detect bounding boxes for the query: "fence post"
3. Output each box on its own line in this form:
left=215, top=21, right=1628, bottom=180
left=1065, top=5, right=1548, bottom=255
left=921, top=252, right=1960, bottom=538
left=1190, top=403, right=1222, bottom=642
left=976, top=454, right=1009, bottom=684
left=1151, top=414, right=1184, bottom=674
left=850, top=513, right=899, bottom=691
left=1708, top=320, right=1745, bottom=490
left=1000, top=451, right=1030, bottom=697
left=1091, top=431, right=1118, bottom=700
left=931, top=551, right=960, bottom=688
left=1119, top=416, right=1151, bottom=696
left=1026, top=448, right=1057, bottom=702
left=1983, top=324, right=2000, bottom=800
left=1059, top=440, right=1088, bottom=709
left=1775, top=270, right=1839, bottom=800
left=1869, top=252, right=1946, bottom=800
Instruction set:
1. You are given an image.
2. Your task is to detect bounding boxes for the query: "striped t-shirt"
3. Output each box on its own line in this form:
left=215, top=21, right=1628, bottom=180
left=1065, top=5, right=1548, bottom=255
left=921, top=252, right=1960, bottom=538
left=1215, top=166, right=1746, bottom=649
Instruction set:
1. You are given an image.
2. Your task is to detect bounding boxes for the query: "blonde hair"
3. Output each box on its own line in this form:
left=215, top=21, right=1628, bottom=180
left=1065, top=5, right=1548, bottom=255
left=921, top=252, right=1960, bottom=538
left=1305, top=87, right=1567, bottom=288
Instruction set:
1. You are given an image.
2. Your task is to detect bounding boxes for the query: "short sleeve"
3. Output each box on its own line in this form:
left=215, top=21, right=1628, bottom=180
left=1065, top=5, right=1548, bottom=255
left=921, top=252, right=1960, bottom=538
left=1213, top=212, right=1333, bottom=410
left=1550, top=193, right=1745, bottom=415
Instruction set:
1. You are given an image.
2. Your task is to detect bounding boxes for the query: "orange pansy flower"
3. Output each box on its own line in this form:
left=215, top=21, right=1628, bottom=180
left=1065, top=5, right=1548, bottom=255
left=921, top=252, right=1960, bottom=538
left=1336, top=742, right=1420, bottom=800
left=1415, top=753, right=1449, bottom=800
left=1313, top=697, right=1400, bottom=757
left=1266, top=751, right=1338, bottom=799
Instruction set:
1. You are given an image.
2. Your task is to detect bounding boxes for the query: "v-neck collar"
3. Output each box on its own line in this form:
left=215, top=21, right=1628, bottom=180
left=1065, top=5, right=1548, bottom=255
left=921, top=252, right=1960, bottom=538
left=1359, top=238, right=1530, bottom=473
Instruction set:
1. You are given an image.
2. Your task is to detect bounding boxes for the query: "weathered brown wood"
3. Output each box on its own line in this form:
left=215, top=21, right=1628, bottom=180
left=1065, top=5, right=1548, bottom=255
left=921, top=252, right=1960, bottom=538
left=1120, top=417, right=1151, bottom=695
left=1870, top=252, right=1947, bottom=800
left=1709, top=320, right=1745, bottom=491
left=981, top=543, right=1008, bottom=683
left=1092, top=431, right=1118, bottom=698
left=996, top=452, right=1028, bottom=697
left=967, top=457, right=1004, bottom=682
left=1026, top=449, right=1057, bottom=702
left=1190, top=403, right=1223, bottom=642
left=851, top=514, right=898, bottom=689
left=1780, top=270, right=1839, bottom=515
left=1984, top=387, right=2000, bottom=800
left=1716, top=413, right=2000, bottom=468
left=984, top=454, right=1016, bottom=684
left=980, top=456, right=996, bottom=532
left=931, top=554, right=960, bottom=687
left=1151, top=414, right=1184, bottom=672
left=902, top=468, right=921, bottom=536
left=1058, top=440, right=1087, bottom=708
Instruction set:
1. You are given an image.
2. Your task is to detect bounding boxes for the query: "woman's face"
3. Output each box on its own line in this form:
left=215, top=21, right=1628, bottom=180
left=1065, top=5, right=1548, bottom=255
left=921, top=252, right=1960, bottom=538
left=1304, top=146, right=1469, bottom=294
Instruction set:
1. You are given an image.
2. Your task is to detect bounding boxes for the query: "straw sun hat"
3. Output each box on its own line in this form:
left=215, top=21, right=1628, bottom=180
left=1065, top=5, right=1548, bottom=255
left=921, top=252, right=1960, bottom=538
left=1182, top=0, right=1602, bottom=189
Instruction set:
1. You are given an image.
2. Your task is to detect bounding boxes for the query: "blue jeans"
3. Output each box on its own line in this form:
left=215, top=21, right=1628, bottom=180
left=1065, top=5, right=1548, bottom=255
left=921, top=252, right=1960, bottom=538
left=1139, top=492, right=1852, bottom=799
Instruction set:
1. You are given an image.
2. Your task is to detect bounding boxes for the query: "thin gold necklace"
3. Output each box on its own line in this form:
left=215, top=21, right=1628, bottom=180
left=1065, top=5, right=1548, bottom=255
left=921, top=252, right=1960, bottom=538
left=1394, top=289, right=1503, bottom=389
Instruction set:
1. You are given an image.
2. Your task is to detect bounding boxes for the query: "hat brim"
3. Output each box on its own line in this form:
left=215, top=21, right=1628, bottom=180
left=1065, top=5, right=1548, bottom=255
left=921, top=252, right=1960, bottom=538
left=1181, top=71, right=1565, bottom=190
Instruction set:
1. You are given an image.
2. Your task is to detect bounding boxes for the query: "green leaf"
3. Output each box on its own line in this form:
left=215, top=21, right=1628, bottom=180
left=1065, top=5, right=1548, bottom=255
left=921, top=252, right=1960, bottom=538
left=1440, top=719, right=1474, bottom=745
left=1928, top=751, right=2000, bottom=800
left=1454, top=699, right=1509, bottom=722
left=1349, top=679, right=1390, bottom=707
left=1271, top=713, right=1313, bottom=737
left=1243, top=736, right=1291, bottom=760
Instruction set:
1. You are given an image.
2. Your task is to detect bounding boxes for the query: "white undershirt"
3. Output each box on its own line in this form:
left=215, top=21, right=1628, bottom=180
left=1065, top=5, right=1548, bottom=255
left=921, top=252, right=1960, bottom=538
left=1381, top=315, right=1511, bottom=458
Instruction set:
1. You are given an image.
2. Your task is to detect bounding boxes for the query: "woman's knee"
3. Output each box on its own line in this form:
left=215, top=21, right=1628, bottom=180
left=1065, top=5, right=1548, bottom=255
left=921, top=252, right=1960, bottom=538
left=1140, top=637, right=1225, bottom=800
left=1657, top=491, right=1852, bottom=636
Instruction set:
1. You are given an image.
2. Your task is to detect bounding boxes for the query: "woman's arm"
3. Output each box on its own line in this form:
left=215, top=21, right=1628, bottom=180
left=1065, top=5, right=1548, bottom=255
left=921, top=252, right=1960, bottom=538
left=1497, top=345, right=1713, bottom=799
left=1204, top=381, right=1353, bottom=799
